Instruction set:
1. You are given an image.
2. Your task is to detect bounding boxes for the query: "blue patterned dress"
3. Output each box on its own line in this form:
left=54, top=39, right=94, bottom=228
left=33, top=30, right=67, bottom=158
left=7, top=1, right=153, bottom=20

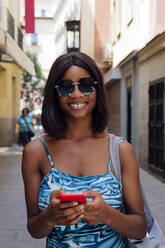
left=38, top=137, right=125, bottom=248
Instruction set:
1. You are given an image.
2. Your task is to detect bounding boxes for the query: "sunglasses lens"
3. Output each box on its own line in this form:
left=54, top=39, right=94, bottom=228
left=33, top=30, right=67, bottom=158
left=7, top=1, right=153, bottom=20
left=55, top=78, right=97, bottom=96
left=79, top=77, right=96, bottom=95
left=55, top=80, right=74, bottom=96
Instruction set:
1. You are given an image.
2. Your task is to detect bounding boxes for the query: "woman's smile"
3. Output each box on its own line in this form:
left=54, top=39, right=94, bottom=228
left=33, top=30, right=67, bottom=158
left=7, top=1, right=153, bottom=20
left=69, top=102, right=88, bottom=110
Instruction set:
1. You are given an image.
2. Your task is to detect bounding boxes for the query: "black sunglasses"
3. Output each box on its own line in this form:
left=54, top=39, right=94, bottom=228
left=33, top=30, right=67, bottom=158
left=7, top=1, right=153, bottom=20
left=54, top=77, right=98, bottom=97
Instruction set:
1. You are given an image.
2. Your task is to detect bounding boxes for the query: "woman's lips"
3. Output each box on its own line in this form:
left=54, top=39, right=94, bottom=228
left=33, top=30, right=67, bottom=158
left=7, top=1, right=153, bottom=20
left=69, top=102, right=87, bottom=110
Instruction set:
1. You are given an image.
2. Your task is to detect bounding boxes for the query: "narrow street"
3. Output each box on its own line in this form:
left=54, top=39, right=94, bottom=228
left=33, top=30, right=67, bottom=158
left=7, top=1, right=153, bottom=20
left=0, top=145, right=164, bottom=248
left=0, top=146, right=46, bottom=248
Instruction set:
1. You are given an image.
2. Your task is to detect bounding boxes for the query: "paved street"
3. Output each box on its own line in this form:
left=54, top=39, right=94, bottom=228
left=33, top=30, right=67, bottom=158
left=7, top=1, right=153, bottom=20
left=0, top=146, right=46, bottom=248
left=0, top=144, right=165, bottom=248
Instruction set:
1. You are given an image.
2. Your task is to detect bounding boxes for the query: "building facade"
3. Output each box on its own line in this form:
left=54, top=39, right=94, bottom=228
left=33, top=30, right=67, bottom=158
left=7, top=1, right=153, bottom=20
left=105, top=0, right=165, bottom=178
left=80, top=0, right=111, bottom=73
left=53, top=0, right=111, bottom=74
left=0, top=0, right=35, bottom=146
left=20, top=0, right=61, bottom=80
left=53, top=0, right=80, bottom=59
left=22, top=0, right=111, bottom=80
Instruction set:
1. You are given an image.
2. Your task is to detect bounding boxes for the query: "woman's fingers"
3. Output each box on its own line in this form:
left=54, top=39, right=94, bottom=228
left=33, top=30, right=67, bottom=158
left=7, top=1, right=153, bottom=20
left=48, top=191, right=87, bottom=225
left=50, top=189, right=66, bottom=201
left=48, top=190, right=85, bottom=225
left=83, top=190, right=99, bottom=198
left=67, top=213, right=84, bottom=226
left=60, top=201, right=78, bottom=209
left=56, top=206, right=84, bottom=225
left=63, top=205, right=84, bottom=218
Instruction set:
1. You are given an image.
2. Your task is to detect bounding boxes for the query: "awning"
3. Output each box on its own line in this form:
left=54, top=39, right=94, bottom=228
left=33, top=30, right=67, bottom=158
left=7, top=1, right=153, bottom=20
left=5, top=33, right=35, bottom=75
left=0, top=24, right=5, bottom=47
left=104, top=68, right=121, bottom=85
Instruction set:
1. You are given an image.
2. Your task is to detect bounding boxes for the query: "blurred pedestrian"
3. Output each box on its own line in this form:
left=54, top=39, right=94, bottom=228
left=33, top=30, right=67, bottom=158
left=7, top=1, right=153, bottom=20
left=31, top=97, right=43, bottom=136
left=15, top=107, right=34, bottom=146
left=22, top=52, right=146, bottom=247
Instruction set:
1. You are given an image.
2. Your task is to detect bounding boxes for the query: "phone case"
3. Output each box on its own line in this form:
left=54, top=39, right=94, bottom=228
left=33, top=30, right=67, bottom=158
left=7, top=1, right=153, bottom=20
left=58, top=194, right=87, bottom=203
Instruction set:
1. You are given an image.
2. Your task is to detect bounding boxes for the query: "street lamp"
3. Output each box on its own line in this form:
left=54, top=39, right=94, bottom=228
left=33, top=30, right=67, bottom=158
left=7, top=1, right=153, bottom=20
left=65, top=20, right=80, bottom=53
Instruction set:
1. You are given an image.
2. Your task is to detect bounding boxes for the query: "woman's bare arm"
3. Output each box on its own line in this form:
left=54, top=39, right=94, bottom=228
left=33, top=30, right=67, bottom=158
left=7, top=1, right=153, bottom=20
left=22, top=140, right=55, bottom=238
left=15, top=122, right=19, bottom=134
left=83, top=140, right=147, bottom=239
left=22, top=139, right=84, bottom=239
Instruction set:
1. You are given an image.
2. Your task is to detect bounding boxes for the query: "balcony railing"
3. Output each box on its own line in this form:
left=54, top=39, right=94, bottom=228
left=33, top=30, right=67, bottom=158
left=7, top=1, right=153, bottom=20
left=7, top=9, right=14, bottom=39
left=18, top=26, right=23, bottom=49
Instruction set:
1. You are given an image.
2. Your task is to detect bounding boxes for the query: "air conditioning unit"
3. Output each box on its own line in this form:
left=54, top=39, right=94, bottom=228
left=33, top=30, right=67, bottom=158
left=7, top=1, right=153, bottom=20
left=102, top=44, right=112, bottom=63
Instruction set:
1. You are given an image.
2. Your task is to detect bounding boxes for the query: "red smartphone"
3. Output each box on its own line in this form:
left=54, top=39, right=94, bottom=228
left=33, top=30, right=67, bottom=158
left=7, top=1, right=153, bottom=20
left=58, top=193, right=87, bottom=203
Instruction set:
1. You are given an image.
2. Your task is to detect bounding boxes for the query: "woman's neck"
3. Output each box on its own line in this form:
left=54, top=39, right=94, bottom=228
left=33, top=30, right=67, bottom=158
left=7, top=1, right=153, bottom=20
left=65, top=116, right=94, bottom=141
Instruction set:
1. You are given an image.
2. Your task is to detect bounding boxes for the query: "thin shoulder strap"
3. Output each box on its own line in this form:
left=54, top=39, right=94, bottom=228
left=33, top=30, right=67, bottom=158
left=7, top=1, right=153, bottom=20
left=109, top=133, right=154, bottom=233
left=38, top=136, right=54, bottom=169
left=108, top=159, right=112, bottom=173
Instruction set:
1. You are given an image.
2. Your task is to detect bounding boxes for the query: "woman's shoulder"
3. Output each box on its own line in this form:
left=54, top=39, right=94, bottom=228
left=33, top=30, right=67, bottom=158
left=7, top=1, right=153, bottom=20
left=108, top=132, right=134, bottom=158
left=26, top=114, right=33, bottom=120
left=22, top=138, right=45, bottom=176
left=108, top=132, right=130, bottom=146
left=23, top=136, right=45, bottom=159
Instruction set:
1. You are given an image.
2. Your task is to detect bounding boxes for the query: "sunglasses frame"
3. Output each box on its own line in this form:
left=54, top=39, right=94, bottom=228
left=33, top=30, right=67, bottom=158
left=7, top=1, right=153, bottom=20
left=54, top=77, right=98, bottom=97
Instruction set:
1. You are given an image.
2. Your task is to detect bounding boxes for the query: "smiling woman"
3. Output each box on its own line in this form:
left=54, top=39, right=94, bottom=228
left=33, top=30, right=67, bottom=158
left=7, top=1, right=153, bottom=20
left=22, top=52, right=147, bottom=248
left=41, top=52, right=108, bottom=139
left=57, top=65, right=97, bottom=121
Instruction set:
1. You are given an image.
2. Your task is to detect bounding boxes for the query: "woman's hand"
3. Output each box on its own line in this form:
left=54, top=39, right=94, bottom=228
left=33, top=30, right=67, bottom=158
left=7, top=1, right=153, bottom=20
left=82, top=190, right=109, bottom=225
left=45, top=190, right=85, bottom=226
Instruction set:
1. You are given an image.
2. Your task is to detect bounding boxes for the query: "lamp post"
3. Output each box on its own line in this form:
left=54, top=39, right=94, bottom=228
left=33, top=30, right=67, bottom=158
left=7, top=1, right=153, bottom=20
left=65, top=20, right=80, bottom=53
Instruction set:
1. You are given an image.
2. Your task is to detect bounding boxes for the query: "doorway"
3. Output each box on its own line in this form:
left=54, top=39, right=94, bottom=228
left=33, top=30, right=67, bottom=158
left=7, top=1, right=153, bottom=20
left=148, top=81, right=165, bottom=176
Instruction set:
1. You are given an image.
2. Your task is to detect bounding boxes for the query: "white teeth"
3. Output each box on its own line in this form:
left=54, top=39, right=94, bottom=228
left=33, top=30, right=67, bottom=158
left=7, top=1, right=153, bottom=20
left=70, top=103, right=86, bottom=109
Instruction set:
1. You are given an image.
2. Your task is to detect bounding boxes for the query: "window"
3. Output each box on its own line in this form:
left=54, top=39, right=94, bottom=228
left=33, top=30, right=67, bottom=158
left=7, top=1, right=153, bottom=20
left=41, top=9, right=46, bottom=17
left=31, top=33, right=38, bottom=45
left=74, top=31, right=79, bottom=48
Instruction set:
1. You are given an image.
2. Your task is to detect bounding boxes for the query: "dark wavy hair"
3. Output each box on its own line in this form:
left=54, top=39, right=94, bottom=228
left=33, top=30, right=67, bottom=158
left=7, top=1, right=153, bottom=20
left=22, top=107, right=30, bottom=116
left=41, top=52, right=109, bottom=139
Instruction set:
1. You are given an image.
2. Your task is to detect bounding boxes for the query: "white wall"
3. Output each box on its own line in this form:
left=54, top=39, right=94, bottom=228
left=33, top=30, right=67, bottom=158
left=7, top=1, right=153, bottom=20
left=112, top=0, right=150, bottom=67
left=21, top=0, right=80, bottom=79
left=21, top=0, right=62, bottom=79
left=80, top=0, right=95, bottom=58
left=54, top=0, right=80, bottom=58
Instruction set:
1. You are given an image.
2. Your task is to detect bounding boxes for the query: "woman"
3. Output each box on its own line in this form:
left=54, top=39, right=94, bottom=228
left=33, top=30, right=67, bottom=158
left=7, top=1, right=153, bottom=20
left=31, top=97, right=43, bottom=136
left=15, top=107, right=34, bottom=146
left=22, top=52, right=146, bottom=247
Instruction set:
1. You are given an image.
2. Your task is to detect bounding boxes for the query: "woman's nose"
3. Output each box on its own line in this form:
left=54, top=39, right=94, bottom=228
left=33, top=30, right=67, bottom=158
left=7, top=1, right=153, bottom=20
left=70, top=83, right=84, bottom=97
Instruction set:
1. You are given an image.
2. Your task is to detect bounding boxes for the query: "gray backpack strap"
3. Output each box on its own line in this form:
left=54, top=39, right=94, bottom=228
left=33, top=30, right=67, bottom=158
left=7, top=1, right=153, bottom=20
left=140, top=185, right=154, bottom=232
left=109, top=133, right=124, bottom=182
left=109, top=133, right=154, bottom=233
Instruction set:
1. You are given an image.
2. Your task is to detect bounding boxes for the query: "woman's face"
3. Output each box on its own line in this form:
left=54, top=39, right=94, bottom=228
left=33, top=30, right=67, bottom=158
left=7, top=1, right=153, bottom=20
left=57, top=65, right=97, bottom=120
left=23, top=109, right=28, bottom=116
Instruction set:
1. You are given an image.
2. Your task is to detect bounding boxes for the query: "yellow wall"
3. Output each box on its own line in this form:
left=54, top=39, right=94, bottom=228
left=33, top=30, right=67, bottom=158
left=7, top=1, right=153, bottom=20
left=0, top=62, right=21, bottom=119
